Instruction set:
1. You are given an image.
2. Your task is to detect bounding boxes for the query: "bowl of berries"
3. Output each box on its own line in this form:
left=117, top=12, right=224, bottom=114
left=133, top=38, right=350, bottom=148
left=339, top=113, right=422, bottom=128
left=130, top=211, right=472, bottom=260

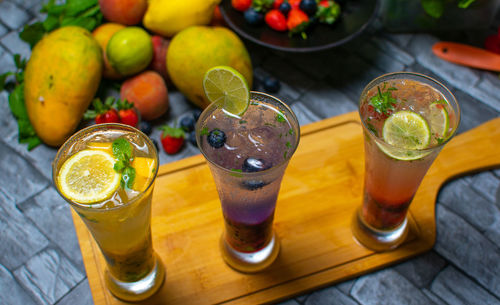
left=220, top=0, right=379, bottom=52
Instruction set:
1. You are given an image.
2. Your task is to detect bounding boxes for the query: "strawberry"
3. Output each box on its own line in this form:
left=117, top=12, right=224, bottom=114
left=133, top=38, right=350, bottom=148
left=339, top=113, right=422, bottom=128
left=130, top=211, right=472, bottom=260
left=485, top=34, right=500, bottom=54
left=316, top=0, right=341, bottom=24
left=265, top=9, right=287, bottom=31
left=273, top=0, right=284, bottom=9
left=289, top=0, right=301, bottom=9
left=84, top=97, right=120, bottom=124
left=116, top=99, right=139, bottom=127
left=232, top=0, right=252, bottom=12
left=287, top=8, right=309, bottom=39
left=160, top=125, right=185, bottom=154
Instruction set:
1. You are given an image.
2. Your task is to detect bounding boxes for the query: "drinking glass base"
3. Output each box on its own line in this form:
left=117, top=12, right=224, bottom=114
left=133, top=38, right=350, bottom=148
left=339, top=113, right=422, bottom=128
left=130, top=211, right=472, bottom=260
left=351, top=208, right=409, bottom=252
left=220, top=232, right=280, bottom=273
left=105, top=253, right=165, bottom=302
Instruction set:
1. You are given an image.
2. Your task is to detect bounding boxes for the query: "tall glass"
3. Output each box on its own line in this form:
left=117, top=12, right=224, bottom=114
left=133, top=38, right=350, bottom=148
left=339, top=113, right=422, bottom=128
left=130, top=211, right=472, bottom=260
left=52, top=124, right=165, bottom=301
left=352, top=72, right=460, bottom=251
left=196, top=92, right=300, bottom=273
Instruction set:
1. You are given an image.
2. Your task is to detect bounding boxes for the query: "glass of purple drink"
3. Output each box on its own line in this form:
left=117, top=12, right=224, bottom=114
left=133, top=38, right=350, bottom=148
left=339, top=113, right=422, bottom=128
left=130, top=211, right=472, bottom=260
left=352, top=72, right=460, bottom=251
left=196, top=91, right=300, bottom=273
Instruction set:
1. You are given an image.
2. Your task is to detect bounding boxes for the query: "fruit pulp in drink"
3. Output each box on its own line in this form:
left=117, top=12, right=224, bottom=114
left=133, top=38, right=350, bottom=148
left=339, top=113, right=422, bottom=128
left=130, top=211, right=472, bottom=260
left=54, top=128, right=157, bottom=282
left=359, top=79, right=457, bottom=230
left=198, top=99, right=297, bottom=252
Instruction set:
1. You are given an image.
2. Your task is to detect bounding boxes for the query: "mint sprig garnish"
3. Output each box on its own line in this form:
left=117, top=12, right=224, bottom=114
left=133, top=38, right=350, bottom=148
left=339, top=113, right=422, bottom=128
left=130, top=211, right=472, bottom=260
left=112, top=138, right=135, bottom=189
left=370, top=84, right=397, bottom=115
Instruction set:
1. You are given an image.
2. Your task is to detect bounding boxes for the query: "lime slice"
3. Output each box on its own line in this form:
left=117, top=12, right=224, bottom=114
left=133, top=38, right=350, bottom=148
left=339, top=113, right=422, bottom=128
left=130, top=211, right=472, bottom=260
left=429, top=101, right=449, bottom=139
left=203, top=66, right=250, bottom=116
left=378, top=110, right=431, bottom=161
left=57, top=149, right=120, bottom=204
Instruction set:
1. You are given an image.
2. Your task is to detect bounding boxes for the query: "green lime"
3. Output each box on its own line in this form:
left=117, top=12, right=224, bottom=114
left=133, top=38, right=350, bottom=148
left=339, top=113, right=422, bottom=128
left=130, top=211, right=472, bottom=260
left=107, top=27, right=153, bottom=76
left=379, top=110, right=431, bottom=160
left=429, top=101, right=449, bottom=139
left=202, top=66, right=250, bottom=116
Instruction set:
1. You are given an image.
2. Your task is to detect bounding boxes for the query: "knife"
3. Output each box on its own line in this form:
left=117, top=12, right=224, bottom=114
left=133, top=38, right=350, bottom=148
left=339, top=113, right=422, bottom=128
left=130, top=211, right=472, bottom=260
left=432, top=41, right=500, bottom=72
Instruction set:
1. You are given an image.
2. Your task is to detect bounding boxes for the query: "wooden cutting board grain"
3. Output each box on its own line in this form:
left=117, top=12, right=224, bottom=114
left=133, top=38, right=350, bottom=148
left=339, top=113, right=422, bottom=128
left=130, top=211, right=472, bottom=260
left=71, top=112, right=500, bottom=305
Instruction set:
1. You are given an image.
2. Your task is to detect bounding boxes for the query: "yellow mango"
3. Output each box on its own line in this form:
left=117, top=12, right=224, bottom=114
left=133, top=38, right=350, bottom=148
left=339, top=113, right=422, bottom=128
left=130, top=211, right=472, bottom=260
left=24, top=26, right=103, bottom=146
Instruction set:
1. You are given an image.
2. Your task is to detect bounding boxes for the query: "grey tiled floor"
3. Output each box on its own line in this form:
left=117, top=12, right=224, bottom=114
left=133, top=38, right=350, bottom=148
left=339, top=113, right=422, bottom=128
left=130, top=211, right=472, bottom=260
left=1, top=1, right=500, bottom=304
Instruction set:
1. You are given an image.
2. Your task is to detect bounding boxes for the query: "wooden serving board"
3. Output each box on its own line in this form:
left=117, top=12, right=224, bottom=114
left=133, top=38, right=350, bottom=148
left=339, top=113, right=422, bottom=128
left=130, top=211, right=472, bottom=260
left=72, top=112, right=500, bottom=305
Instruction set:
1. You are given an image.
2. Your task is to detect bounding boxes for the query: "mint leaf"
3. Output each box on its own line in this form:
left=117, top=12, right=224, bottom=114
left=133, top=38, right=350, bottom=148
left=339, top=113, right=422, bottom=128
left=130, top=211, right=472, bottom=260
left=65, top=0, right=98, bottom=17
left=19, top=22, right=46, bottom=49
left=8, top=84, right=41, bottom=150
left=369, top=84, right=397, bottom=115
left=112, top=138, right=132, bottom=161
left=421, top=0, right=445, bottom=18
left=275, top=112, right=286, bottom=123
left=0, top=72, right=13, bottom=91
left=122, top=166, right=136, bottom=189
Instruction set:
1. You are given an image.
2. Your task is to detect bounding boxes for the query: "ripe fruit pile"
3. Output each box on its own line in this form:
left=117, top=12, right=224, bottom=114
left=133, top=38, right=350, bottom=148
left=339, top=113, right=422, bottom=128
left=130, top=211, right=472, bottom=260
left=232, top=0, right=342, bottom=38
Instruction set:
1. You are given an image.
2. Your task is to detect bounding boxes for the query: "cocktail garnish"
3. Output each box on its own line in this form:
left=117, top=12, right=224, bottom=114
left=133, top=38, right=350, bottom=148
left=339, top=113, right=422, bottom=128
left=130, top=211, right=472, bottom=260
left=112, top=138, right=136, bottom=189
left=370, top=83, right=397, bottom=115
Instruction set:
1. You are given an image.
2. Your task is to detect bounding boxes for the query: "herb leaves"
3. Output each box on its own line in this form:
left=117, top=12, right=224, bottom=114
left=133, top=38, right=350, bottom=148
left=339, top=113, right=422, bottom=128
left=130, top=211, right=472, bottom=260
left=112, top=138, right=136, bottom=189
left=369, top=84, right=397, bottom=115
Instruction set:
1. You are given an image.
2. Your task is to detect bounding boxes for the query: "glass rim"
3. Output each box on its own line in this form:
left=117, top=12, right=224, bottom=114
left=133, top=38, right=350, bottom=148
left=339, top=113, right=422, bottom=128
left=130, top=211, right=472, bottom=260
left=195, top=91, right=301, bottom=176
left=359, top=71, right=461, bottom=151
left=52, top=123, right=159, bottom=211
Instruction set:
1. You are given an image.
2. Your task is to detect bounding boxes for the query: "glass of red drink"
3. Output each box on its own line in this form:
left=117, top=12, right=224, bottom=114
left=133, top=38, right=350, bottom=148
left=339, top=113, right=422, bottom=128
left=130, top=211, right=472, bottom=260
left=196, top=91, right=300, bottom=272
left=352, top=72, right=460, bottom=251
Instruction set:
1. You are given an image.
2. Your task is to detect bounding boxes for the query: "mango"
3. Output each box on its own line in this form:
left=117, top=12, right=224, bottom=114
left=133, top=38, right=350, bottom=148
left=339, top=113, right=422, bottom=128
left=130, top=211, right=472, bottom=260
left=24, top=26, right=103, bottom=147
left=167, top=26, right=252, bottom=109
left=143, top=0, right=221, bottom=37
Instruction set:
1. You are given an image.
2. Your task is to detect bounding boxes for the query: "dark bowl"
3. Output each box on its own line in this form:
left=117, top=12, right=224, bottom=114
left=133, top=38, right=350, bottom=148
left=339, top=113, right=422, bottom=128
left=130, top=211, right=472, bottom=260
left=219, top=0, right=380, bottom=53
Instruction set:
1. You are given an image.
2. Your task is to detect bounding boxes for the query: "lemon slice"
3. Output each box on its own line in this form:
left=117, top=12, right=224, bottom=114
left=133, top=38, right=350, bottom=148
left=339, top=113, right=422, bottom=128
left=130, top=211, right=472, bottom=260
left=429, top=101, right=449, bottom=139
left=203, top=66, right=250, bottom=116
left=378, top=110, right=431, bottom=161
left=57, top=149, right=120, bottom=204
left=130, top=157, right=156, bottom=192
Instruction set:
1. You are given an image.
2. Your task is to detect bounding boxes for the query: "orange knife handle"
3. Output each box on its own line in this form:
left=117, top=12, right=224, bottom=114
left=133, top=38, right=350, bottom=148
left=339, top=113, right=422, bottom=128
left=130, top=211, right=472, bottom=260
left=432, top=41, right=500, bottom=72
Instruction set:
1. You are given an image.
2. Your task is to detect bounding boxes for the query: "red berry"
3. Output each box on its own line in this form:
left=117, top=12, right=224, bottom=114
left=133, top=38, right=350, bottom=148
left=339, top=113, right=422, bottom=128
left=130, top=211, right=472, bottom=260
left=160, top=126, right=185, bottom=154
left=265, top=9, right=287, bottom=31
left=485, top=34, right=500, bottom=54
left=287, top=8, right=309, bottom=31
left=95, top=109, right=120, bottom=124
left=232, top=0, right=252, bottom=12
left=119, top=109, right=139, bottom=127
left=273, top=0, right=284, bottom=9
left=289, top=0, right=301, bottom=9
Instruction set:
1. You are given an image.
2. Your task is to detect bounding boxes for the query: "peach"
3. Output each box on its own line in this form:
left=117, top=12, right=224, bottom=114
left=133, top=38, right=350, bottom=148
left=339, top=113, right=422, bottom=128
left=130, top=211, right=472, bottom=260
left=98, top=0, right=148, bottom=26
left=120, top=71, right=169, bottom=121
left=149, top=35, right=171, bottom=83
left=92, top=23, right=125, bottom=79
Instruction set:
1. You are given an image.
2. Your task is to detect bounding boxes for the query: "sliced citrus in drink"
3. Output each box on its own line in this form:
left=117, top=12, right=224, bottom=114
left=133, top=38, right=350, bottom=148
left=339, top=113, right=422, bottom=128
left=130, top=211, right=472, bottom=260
left=378, top=110, right=431, bottom=160
left=131, top=157, right=156, bottom=192
left=429, top=101, right=449, bottom=139
left=57, top=149, right=120, bottom=204
left=202, top=66, right=250, bottom=116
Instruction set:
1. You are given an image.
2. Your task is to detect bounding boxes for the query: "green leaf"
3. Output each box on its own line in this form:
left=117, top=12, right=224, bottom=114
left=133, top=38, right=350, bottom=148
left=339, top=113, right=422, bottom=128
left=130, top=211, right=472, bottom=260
left=458, top=0, right=476, bottom=9
left=369, top=84, right=397, bottom=115
left=112, top=138, right=133, bottom=161
left=275, top=112, right=286, bottom=123
left=8, top=83, right=28, bottom=119
left=0, top=72, right=13, bottom=91
left=160, top=125, right=185, bottom=138
left=19, top=22, right=46, bottom=49
left=60, top=16, right=97, bottom=31
left=122, top=166, right=136, bottom=189
left=42, top=14, right=60, bottom=32
left=421, top=0, right=445, bottom=18
left=64, top=0, right=98, bottom=17
left=8, top=84, right=42, bottom=150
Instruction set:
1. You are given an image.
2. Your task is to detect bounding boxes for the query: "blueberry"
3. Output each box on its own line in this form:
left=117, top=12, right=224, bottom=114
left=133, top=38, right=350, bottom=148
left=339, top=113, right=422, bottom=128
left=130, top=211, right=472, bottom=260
left=279, top=2, right=292, bottom=16
left=299, top=0, right=317, bottom=16
left=207, top=129, right=226, bottom=148
left=244, top=8, right=264, bottom=25
left=262, top=76, right=280, bottom=93
left=180, top=114, right=196, bottom=132
left=242, top=180, right=268, bottom=190
left=188, top=130, right=198, bottom=147
left=242, top=157, right=271, bottom=172
left=151, top=139, right=160, bottom=152
left=192, top=109, right=202, bottom=122
left=139, top=121, right=152, bottom=135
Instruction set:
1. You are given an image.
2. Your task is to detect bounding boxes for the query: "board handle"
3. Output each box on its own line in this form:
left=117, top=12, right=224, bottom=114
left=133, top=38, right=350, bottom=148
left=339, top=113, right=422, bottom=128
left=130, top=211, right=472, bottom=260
left=429, top=117, right=500, bottom=183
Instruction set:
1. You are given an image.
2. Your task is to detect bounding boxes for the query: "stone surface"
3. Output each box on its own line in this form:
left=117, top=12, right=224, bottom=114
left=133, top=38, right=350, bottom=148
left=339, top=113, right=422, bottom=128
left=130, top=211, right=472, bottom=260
left=0, top=142, right=48, bottom=204
left=19, top=187, right=85, bottom=271
left=299, top=82, right=357, bottom=119
left=14, top=248, right=84, bottom=305
left=431, top=266, right=500, bottom=305
left=394, top=251, right=446, bottom=288
left=305, top=286, right=358, bottom=305
left=0, top=264, right=37, bottom=305
left=351, top=269, right=435, bottom=305
left=435, top=205, right=500, bottom=299
left=0, top=190, right=49, bottom=270
left=0, top=1, right=31, bottom=30
left=56, top=279, right=93, bottom=305
left=0, top=30, right=31, bottom=60
left=291, top=101, right=322, bottom=126
left=470, top=171, right=500, bottom=203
